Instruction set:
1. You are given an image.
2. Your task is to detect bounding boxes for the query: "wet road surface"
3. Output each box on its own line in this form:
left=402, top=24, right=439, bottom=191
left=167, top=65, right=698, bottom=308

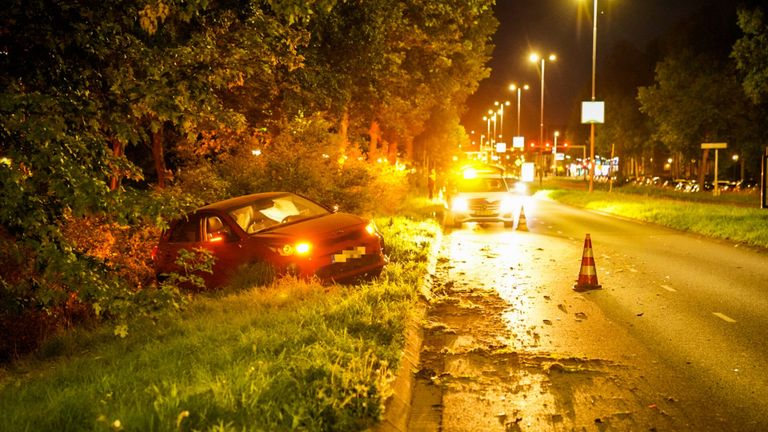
left=407, top=195, right=768, bottom=431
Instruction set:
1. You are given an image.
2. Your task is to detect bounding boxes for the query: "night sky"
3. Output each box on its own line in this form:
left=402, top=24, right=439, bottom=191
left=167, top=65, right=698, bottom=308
left=462, top=0, right=736, bottom=145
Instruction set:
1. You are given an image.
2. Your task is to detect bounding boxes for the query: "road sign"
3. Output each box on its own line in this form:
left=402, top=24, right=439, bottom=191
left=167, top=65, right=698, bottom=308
left=581, top=101, right=605, bottom=124
left=701, top=143, right=727, bottom=149
left=701, top=143, right=728, bottom=196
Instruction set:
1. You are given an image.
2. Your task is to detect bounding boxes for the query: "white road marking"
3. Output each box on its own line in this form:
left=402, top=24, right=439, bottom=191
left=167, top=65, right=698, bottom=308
left=660, top=284, right=676, bottom=293
left=713, top=312, right=737, bottom=323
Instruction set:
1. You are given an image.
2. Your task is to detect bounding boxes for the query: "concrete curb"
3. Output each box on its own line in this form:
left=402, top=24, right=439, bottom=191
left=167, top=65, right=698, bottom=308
left=375, top=227, right=442, bottom=432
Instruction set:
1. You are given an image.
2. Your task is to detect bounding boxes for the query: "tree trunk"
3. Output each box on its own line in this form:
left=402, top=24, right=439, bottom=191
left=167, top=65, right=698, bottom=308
left=700, top=149, right=709, bottom=187
left=405, top=138, right=413, bottom=161
left=152, top=129, right=167, bottom=189
left=368, top=121, right=380, bottom=162
left=339, top=109, right=349, bottom=153
left=109, top=138, right=123, bottom=191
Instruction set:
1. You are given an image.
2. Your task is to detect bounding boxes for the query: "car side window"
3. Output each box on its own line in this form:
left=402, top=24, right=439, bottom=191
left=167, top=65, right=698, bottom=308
left=168, top=216, right=201, bottom=243
left=204, top=216, right=234, bottom=242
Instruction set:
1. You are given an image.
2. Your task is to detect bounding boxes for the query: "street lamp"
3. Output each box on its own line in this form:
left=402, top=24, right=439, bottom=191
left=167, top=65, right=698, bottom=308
left=530, top=52, right=556, bottom=182
left=488, top=109, right=498, bottom=145
left=553, top=130, right=560, bottom=175
left=508, top=83, right=529, bottom=137
left=494, top=100, right=511, bottom=143
left=529, top=53, right=556, bottom=152
left=587, top=0, right=599, bottom=192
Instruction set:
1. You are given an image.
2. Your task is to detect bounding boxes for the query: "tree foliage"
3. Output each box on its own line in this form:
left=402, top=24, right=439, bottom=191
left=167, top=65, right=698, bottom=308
left=733, top=7, right=768, bottom=104
left=0, top=0, right=494, bottom=358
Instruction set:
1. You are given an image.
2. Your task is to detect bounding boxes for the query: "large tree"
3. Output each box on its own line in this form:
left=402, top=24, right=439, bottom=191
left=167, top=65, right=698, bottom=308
left=732, top=7, right=768, bottom=105
left=282, top=0, right=495, bottom=164
left=0, top=0, right=329, bottom=322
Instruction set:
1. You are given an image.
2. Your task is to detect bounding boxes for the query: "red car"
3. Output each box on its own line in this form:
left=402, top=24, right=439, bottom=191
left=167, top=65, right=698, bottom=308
left=152, top=192, right=387, bottom=288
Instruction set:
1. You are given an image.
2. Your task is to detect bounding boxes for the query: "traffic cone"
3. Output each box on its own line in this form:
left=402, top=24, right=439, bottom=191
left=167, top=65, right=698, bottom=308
left=573, top=233, right=602, bottom=291
left=516, top=206, right=528, bottom=231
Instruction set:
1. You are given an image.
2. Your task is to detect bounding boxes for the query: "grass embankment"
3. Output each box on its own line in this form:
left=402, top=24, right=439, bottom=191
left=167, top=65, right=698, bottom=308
left=544, top=187, right=768, bottom=249
left=0, top=207, right=441, bottom=432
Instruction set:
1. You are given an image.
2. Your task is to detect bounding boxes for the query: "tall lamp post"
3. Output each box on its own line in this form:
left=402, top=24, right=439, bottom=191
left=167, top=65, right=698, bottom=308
left=494, top=100, right=511, bottom=144
left=588, top=0, right=598, bottom=192
left=508, top=84, right=529, bottom=137
left=530, top=53, right=556, bottom=181
left=553, top=130, right=560, bottom=175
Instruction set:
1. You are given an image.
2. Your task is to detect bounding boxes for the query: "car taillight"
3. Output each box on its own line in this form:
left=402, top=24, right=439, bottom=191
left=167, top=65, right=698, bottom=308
left=151, top=245, right=158, bottom=261
left=365, top=222, right=378, bottom=236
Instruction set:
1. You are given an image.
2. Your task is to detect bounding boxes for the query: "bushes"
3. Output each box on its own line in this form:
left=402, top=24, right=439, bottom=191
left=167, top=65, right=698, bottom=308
left=0, top=114, right=412, bottom=363
left=176, top=114, right=410, bottom=216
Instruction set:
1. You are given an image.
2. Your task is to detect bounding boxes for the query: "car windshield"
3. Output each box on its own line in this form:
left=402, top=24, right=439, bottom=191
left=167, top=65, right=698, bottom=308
left=229, top=193, right=330, bottom=234
left=457, top=177, right=507, bottom=193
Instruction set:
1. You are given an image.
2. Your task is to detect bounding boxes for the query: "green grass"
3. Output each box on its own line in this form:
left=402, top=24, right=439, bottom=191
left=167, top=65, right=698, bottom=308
left=0, top=215, right=441, bottom=432
left=543, top=188, right=768, bottom=249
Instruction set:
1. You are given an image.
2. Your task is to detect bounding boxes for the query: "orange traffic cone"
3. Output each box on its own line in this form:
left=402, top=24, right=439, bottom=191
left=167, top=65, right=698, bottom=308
left=516, top=206, right=528, bottom=231
left=573, top=233, right=601, bottom=291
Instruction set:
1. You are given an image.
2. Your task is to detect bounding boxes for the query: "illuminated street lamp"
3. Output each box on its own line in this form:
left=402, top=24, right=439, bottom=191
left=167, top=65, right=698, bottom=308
left=587, top=0, right=599, bottom=192
left=491, top=112, right=497, bottom=144
left=508, top=83, right=529, bottom=137
left=494, top=100, right=511, bottom=142
left=529, top=53, right=556, bottom=154
left=530, top=53, right=556, bottom=181
left=552, top=131, right=560, bottom=175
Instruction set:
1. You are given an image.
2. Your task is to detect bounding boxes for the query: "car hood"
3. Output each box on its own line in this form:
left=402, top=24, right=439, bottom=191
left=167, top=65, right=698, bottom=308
left=454, top=191, right=511, bottom=200
left=257, top=212, right=368, bottom=239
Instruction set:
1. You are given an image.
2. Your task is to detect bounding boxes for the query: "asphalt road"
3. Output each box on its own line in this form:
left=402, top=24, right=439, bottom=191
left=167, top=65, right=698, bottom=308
left=408, top=194, right=768, bottom=431
left=528, top=195, right=768, bottom=429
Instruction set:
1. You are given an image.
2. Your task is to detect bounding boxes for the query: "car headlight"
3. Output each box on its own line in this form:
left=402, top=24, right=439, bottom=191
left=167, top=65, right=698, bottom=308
left=514, top=182, right=529, bottom=195
left=451, top=197, right=469, bottom=212
left=500, top=196, right=515, bottom=213
left=273, top=241, right=312, bottom=256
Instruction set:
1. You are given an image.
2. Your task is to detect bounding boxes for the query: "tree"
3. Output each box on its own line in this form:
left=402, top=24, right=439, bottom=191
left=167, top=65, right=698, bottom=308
left=732, top=7, right=768, bottom=104
left=0, top=0, right=327, bottom=338
left=281, top=0, right=495, bottom=165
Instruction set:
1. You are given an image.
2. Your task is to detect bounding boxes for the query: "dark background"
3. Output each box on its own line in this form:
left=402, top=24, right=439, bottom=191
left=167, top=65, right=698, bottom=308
left=462, top=0, right=742, bottom=146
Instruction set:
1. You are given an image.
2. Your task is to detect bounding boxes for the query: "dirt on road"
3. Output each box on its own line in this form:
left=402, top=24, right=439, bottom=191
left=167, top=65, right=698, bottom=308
left=405, top=224, right=732, bottom=432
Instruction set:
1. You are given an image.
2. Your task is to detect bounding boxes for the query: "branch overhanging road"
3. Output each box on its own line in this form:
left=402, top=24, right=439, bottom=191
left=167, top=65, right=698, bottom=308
left=408, top=194, right=768, bottom=432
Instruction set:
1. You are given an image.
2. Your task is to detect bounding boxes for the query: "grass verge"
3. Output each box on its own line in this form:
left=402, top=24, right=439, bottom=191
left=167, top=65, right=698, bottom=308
left=543, top=188, right=768, bottom=249
left=0, top=214, right=441, bottom=432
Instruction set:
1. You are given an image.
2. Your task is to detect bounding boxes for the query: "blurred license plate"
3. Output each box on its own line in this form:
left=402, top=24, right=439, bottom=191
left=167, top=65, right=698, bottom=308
left=332, top=246, right=367, bottom=263
left=474, top=210, right=495, bottom=216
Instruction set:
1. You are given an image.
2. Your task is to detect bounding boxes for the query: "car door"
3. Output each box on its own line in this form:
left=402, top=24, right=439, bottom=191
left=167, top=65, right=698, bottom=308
left=199, top=213, right=246, bottom=286
left=155, top=214, right=203, bottom=278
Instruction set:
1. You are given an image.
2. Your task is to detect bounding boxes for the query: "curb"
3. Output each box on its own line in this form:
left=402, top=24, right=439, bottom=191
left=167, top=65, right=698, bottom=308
left=375, top=227, right=443, bottom=432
